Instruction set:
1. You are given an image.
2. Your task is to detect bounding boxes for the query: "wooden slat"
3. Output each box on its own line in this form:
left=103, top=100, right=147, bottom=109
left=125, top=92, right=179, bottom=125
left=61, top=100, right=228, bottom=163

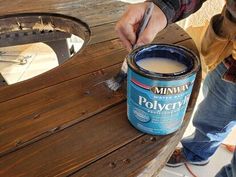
left=0, top=63, right=126, bottom=156
left=0, top=39, right=127, bottom=103
left=0, top=103, right=142, bottom=177
left=71, top=113, right=191, bottom=177
left=0, top=0, right=128, bottom=27
left=153, top=24, right=190, bottom=44
left=89, top=23, right=191, bottom=45
left=177, top=39, right=199, bottom=57
left=0, top=24, right=190, bottom=103
left=89, top=22, right=117, bottom=45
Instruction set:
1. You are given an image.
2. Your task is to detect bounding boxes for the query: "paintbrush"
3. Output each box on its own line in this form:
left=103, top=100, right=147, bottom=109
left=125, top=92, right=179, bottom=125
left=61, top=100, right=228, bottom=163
left=105, top=2, right=155, bottom=91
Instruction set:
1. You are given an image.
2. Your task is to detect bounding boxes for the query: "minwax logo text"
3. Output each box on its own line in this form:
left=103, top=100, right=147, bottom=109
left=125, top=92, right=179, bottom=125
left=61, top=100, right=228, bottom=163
left=150, top=83, right=191, bottom=95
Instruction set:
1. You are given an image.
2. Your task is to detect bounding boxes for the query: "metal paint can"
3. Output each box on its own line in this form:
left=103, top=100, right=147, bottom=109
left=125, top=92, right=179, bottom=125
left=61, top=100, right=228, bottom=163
left=127, top=44, right=200, bottom=135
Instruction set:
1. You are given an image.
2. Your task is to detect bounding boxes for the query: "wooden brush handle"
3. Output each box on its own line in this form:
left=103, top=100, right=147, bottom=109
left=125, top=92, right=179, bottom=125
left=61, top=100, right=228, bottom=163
left=133, top=2, right=155, bottom=49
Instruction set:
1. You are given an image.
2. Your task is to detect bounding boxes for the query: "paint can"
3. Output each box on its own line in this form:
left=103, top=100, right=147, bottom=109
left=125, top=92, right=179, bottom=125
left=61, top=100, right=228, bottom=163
left=127, top=44, right=200, bottom=135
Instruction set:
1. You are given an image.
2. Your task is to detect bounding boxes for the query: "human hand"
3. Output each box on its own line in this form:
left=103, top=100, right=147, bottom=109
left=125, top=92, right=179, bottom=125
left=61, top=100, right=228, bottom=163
left=115, top=2, right=167, bottom=51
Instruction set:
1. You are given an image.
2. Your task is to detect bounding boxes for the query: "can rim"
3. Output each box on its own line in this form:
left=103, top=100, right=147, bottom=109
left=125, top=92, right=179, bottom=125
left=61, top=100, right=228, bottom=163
left=127, top=43, right=200, bottom=80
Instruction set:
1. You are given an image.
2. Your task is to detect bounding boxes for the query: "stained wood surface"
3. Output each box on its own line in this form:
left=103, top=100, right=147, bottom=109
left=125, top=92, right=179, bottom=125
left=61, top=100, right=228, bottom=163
left=0, top=25, right=190, bottom=103
left=0, top=1, right=201, bottom=177
left=0, top=0, right=127, bottom=27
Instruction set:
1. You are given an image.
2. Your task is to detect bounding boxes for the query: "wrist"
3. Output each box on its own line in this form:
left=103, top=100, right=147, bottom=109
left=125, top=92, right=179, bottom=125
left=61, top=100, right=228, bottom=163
left=146, top=0, right=175, bottom=24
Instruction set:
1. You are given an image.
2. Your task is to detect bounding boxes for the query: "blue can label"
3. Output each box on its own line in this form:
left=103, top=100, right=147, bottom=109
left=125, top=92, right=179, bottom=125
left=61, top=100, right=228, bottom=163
left=127, top=69, right=196, bottom=135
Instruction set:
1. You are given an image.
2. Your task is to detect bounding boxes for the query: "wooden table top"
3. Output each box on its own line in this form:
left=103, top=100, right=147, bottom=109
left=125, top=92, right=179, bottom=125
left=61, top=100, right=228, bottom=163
left=0, top=1, right=202, bottom=176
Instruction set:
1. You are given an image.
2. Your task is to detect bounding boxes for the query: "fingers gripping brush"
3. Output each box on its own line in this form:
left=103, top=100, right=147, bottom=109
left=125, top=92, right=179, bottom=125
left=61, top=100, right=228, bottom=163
left=106, top=2, right=155, bottom=91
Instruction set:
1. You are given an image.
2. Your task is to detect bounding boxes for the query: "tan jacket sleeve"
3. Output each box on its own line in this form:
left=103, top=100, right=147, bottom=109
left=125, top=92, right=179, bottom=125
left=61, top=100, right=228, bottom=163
left=201, top=6, right=236, bottom=71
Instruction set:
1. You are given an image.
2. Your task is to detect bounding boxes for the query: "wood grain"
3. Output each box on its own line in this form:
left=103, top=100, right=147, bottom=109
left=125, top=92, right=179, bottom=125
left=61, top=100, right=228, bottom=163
left=0, top=64, right=202, bottom=177
left=0, top=24, right=190, bottom=103
left=89, top=22, right=117, bottom=45
left=0, top=28, right=195, bottom=156
left=70, top=113, right=191, bottom=177
left=90, top=23, right=191, bottom=45
left=0, top=103, right=143, bottom=177
left=0, top=0, right=128, bottom=27
left=0, top=63, right=125, bottom=156
left=0, top=39, right=126, bottom=103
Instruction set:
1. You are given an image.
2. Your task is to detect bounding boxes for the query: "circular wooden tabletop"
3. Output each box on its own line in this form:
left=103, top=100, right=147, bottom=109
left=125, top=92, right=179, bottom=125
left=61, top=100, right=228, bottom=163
left=0, top=1, right=202, bottom=176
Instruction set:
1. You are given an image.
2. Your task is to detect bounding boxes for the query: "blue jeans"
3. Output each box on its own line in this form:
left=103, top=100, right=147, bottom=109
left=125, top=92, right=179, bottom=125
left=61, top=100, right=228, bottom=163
left=181, top=63, right=236, bottom=177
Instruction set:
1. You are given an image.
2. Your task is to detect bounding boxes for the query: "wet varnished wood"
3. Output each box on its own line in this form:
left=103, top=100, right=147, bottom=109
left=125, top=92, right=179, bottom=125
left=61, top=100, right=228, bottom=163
left=0, top=64, right=125, bottom=156
left=0, top=0, right=201, bottom=177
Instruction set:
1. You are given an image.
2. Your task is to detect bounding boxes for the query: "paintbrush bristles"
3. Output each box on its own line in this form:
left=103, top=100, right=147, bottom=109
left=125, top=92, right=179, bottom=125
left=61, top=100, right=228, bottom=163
left=105, top=58, right=128, bottom=91
left=105, top=78, right=121, bottom=91
left=105, top=70, right=127, bottom=91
